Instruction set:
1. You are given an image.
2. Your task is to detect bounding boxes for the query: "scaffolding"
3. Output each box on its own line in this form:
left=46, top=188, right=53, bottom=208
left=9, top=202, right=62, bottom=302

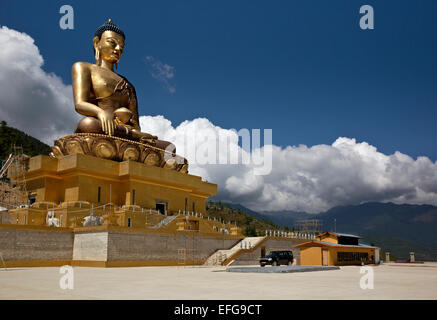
left=293, top=219, right=323, bottom=235
left=0, top=145, right=30, bottom=209
left=177, top=225, right=202, bottom=266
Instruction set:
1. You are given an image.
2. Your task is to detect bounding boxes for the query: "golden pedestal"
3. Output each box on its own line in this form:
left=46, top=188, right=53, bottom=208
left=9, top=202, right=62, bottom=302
left=51, top=133, right=188, bottom=173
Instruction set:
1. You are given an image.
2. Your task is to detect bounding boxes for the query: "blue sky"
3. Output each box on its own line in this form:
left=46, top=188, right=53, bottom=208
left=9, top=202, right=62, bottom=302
left=1, top=0, right=436, bottom=161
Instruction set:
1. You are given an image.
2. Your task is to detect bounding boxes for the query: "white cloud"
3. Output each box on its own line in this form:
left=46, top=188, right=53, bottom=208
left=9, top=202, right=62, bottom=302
left=145, top=56, right=176, bottom=94
left=0, top=26, right=79, bottom=144
left=140, top=115, right=437, bottom=213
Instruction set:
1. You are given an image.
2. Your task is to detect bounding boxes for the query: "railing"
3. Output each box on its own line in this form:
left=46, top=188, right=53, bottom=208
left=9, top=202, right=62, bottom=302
left=148, top=215, right=178, bottom=229
left=264, top=230, right=317, bottom=240
left=2, top=199, right=244, bottom=234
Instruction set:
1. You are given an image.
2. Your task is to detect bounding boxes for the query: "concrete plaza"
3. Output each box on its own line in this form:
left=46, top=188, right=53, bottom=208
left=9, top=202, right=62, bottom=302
left=0, top=263, right=436, bottom=300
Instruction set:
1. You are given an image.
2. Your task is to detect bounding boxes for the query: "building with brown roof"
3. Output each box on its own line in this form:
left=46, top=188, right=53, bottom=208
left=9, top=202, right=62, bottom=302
left=294, top=232, right=379, bottom=266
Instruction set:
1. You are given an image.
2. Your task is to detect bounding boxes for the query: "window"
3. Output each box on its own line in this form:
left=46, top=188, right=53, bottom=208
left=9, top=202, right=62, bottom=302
left=337, top=252, right=368, bottom=262
left=97, top=187, right=101, bottom=203
left=127, top=217, right=131, bottom=227
left=338, top=236, right=359, bottom=246
left=132, top=189, right=135, bottom=205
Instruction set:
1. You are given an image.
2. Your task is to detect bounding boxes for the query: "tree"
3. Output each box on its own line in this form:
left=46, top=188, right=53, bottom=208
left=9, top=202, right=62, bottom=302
left=243, top=225, right=257, bottom=237
left=243, top=215, right=253, bottom=225
left=1, top=121, right=6, bottom=127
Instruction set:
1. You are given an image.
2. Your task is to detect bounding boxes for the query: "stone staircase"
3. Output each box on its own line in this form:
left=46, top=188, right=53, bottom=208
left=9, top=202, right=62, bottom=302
left=203, top=236, right=265, bottom=266
left=148, top=215, right=178, bottom=229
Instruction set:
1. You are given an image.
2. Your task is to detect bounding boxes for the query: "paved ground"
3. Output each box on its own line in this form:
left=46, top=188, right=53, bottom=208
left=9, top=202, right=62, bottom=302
left=227, top=265, right=340, bottom=273
left=0, top=263, right=437, bottom=299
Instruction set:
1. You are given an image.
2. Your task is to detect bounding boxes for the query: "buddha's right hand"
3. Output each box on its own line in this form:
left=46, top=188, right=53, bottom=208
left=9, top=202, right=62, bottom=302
left=97, top=110, right=115, bottom=136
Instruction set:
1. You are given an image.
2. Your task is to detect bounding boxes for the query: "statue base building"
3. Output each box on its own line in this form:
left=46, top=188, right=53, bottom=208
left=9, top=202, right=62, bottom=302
left=20, top=153, right=213, bottom=220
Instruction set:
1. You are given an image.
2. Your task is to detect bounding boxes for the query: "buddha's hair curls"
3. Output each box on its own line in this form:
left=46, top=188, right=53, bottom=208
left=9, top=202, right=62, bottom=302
left=94, top=19, right=125, bottom=40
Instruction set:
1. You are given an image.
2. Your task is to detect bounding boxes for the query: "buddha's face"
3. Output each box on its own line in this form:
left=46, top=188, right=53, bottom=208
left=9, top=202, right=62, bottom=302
left=93, top=31, right=125, bottom=63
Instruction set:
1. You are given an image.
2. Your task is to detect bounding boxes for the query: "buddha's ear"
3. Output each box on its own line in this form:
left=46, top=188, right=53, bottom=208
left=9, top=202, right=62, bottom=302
left=92, top=36, right=100, bottom=51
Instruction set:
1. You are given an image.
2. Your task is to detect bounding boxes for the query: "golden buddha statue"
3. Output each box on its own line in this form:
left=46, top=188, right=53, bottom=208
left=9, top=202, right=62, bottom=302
left=72, top=19, right=174, bottom=152
left=51, top=19, right=187, bottom=173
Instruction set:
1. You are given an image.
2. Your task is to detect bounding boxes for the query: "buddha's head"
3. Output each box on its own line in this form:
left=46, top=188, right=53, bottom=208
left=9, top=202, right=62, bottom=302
left=93, top=19, right=125, bottom=66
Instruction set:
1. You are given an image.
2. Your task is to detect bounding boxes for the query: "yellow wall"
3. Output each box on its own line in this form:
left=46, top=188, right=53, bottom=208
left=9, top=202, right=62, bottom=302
left=317, top=234, right=338, bottom=244
left=9, top=208, right=47, bottom=226
left=300, top=246, right=322, bottom=266
left=299, top=244, right=376, bottom=266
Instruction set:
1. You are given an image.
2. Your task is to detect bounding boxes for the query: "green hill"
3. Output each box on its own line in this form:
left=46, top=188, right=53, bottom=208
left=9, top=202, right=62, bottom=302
left=0, top=121, right=52, bottom=160
left=206, top=200, right=288, bottom=236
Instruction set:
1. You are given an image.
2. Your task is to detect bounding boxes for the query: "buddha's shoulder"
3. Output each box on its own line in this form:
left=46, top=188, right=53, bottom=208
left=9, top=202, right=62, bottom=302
left=72, top=62, right=99, bottom=73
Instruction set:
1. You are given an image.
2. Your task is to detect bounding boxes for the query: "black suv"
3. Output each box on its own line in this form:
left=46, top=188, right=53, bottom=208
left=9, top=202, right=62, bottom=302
left=259, top=250, right=293, bottom=267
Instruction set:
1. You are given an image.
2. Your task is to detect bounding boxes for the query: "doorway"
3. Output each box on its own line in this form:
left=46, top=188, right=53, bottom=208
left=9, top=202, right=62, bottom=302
left=155, top=200, right=168, bottom=215
left=261, top=246, right=266, bottom=258
left=322, top=249, right=329, bottom=266
left=28, top=193, right=36, bottom=205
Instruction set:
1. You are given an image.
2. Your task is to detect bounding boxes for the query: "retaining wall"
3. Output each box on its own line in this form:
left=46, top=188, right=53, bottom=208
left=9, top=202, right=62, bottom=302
left=0, top=225, right=241, bottom=267
left=0, top=225, right=74, bottom=267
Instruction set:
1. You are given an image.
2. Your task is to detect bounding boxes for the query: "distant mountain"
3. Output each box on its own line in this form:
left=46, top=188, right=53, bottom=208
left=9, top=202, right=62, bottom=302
left=223, top=201, right=437, bottom=261
left=0, top=121, right=51, bottom=160
left=224, top=203, right=311, bottom=227
left=260, top=210, right=312, bottom=226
